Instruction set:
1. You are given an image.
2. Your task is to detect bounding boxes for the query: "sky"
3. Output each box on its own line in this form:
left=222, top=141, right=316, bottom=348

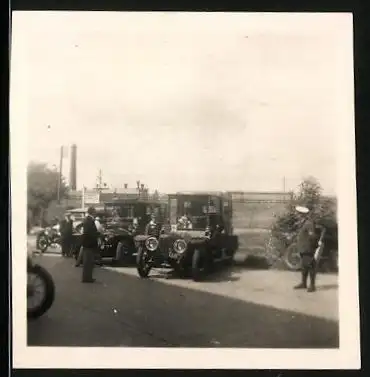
left=11, top=12, right=354, bottom=195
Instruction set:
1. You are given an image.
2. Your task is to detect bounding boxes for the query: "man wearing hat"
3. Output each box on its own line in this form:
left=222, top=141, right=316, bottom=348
left=60, top=213, right=74, bottom=257
left=293, top=205, right=326, bottom=292
left=79, top=206, right=99, bottom=283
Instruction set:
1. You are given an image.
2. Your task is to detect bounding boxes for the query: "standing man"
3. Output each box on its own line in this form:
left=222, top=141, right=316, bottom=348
left=293, top=206, right=326, bottom=292
left=80, top=206, right=99, bottom=283
left=60, top=213, right=73, bottom=257
left=94, top=216, right=105, bottom=266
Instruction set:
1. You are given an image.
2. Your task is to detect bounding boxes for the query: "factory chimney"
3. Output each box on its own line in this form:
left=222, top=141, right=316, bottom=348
left=69, top=144, right=77, bottom=190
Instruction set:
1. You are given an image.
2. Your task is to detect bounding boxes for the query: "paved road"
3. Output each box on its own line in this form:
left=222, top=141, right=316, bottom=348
left=27, top=253, right=339, bottom=348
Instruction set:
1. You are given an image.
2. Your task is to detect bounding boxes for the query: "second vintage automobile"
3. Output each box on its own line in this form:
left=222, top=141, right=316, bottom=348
left=135, top=191, right=239, bottom=281
left=70, top=199, right=167, bottom=265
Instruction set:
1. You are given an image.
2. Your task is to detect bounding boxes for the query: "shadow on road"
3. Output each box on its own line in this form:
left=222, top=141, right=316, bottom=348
left=146, top=263, right=241, bottom=283
left=27, top=257, right=339, bottom=348
left=234, top=254, right=271, bottom=270
left=316, top=284, right=338, bottom=292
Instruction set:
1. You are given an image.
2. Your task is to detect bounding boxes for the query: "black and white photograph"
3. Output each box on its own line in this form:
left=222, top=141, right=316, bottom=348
left=11, top=11, right=359, bottom=369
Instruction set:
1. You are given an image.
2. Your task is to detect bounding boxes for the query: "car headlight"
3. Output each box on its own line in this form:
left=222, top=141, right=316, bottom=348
left=173, top=239, right=187, bottom=254
left=145, top=236, right=159, bottom=251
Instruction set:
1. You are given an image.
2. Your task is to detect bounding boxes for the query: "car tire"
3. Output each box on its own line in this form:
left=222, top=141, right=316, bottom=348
left=27, top=264, right=55, bottom=319
left=113, top=241, right=131, bottom=266
left=192, top=249, right=209, bottom=282
left=136, top=246, right=152, bottom=278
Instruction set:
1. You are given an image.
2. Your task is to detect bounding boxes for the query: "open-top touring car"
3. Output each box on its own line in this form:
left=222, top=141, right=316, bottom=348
left=135, top=191, right=239, bottom=281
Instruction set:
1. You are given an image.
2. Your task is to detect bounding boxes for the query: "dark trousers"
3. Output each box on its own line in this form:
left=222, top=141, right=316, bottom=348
left=82, top=247, right=95, bottom=282
left=300, top=253, right=317, bottom=288
left=61, top=236, right=72, bottom=256
left=76, top=245, right=101, bottom=265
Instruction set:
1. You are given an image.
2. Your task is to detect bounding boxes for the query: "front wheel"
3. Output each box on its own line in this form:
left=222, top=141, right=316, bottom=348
left=283, top=243, right=302, bottom=271
left=36, top=234, right=49, bottom=253
left=27, top=264, right=55, bottom=319
left=136, top=246, right=152, bottom=278
left=192, top=249, right=210, bottom=282
left=113, top=241, right=132, bottom=266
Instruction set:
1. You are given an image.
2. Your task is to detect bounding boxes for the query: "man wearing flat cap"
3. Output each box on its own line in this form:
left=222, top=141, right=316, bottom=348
left=294, top=206, right=326, bottom=292
left=79, top=206, right=99, bottom=283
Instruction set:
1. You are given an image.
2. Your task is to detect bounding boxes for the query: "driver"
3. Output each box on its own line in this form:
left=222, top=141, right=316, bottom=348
left=145, top=213, right=161, bottom=237
left=177, top=214, right=193, bottom=230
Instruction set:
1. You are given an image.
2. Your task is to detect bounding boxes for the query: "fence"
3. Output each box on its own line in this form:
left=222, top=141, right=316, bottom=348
left=232, top=200, right=288, bottom=230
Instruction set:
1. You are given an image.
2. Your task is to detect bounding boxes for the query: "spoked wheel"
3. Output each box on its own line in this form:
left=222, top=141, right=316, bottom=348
left=27, top=264, right=55, bottom=319
left=136, top=246, right=152, bottom=278
left=192, top=249, right=210, bottom=282
left=37, top=236, right=49, bottom=253
left=284, top=243, right=302, bottom=271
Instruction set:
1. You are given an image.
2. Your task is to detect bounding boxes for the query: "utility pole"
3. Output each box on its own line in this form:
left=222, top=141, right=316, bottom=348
left=96, top=169, right=108, bottom=194
left=57, top=146, right=63, bottom=204
left=283, top=176, right=286, bottom=193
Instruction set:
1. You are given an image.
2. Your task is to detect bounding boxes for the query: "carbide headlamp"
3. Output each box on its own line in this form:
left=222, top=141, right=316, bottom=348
left=173, top=239, right=187, bottom=254
left=145, top=236, right=159, bottom=251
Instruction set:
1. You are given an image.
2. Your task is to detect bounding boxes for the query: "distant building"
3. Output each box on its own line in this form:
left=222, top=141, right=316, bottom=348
left=64, top=184, right=151, bottom=209
left=100, top=187, right=148, bottom=201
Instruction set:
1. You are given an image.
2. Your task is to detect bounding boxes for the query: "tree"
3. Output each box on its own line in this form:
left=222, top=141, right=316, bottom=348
left=27, top=162, right=69, bottom=226
left=294, top=176, right=322, bottom=210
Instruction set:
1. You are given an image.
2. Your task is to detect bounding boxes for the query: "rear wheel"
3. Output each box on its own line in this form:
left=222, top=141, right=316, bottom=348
left=136, top=246, right=152, bottom=278
left=192, top=249, right=210, bottom=282
left=113, top=241, right=132, bottom=266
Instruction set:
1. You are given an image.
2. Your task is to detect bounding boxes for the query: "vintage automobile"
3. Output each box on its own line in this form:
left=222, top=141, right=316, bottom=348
left=66, top=206, right=106, bottom=233
left=71, top=199, right=167, bottom=265
left=135, top=191, right=239, bottom=281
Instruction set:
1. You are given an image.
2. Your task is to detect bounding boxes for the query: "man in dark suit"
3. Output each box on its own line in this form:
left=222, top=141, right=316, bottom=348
left=80, top=206, right=99, bottom=283
left=60, top=213, right=73, bottom=257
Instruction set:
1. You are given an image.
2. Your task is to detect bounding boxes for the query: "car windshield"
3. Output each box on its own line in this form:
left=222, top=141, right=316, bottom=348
left=172, top=195, right=219, bottom=230
left=105, top=204, right=135, bottom=219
